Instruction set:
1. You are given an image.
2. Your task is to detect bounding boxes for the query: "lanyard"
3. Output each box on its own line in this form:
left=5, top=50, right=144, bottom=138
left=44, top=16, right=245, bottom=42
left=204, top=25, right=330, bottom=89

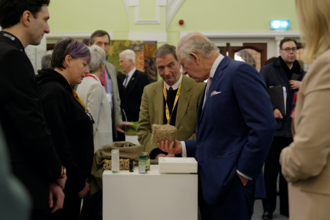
left=71, top=87, right=88, bottom=112
left=163, top=82, right=182, bottom=125
left=99, top=70, right=106, bottom=86
left=86, top=74, right=98, bottom=81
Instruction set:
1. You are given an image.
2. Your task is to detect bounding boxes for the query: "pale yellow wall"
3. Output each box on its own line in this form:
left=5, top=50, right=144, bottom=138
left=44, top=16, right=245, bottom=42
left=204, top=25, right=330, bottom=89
left=47, top=0, right=299, bottom=81
left=139, top=0, right=156, bottom=20
left=167, top=0, right=298, bottom=45
left=128, top=7, right=166, bottom=32
left=168, top=0, right=297, bottom=32
left=48, top=0, right=129, bottom=34
left=48, top=0, right=298, bottom=46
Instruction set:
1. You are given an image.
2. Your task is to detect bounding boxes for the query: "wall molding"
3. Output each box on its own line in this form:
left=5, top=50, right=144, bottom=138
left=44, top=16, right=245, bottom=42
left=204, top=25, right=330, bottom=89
left=166, top=0, right=185, bottom=29
left=122, top=0, right=185, bottom=27
left=46, top=32, right=115, bottom=44
left=128, top=32, right=167, bottom=42
left=124, top=0, right=166, bottom=24
left=180, top=31, right=301, bottom=58
left=180, top=31, right=301, bottom=39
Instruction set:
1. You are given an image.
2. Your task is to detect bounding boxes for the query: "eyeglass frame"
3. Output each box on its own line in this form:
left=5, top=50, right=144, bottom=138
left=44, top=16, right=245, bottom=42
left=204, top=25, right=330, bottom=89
left=281, top=47, right=297, bottom=52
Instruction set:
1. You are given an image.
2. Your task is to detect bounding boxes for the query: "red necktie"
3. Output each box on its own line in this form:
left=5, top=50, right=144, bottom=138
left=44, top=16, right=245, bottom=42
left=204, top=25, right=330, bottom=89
left=99, top=70, right=106, bottom=86
left=169, top=87, right=173, bottom=91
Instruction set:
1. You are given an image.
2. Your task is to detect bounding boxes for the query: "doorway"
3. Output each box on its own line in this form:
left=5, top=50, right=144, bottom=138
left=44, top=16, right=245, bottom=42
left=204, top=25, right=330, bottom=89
left=219, top=43, right=267, bottom=72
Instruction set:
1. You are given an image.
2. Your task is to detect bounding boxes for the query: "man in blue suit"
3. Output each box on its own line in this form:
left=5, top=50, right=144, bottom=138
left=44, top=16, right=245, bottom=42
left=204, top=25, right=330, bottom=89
left=159, top=32, right=276, bottom=219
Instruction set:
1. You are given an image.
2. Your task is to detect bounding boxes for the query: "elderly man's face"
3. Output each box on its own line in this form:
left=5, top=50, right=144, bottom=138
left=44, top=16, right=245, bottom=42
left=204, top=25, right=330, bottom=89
left=119, top=54, right=133, bottom=74
left=155, top=53, right=181, bottom=86
left=177, top=51, right=205, bottom=82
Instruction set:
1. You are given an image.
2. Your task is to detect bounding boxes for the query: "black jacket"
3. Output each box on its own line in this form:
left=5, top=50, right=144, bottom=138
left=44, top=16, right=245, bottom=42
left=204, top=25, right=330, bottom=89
left=125, top=69, right=149, bottom=122
left=0, top=31, right=62, bottom=209
left=260, top=57, right=305, bottom=137
left=37, top=68, right=94, bottom=192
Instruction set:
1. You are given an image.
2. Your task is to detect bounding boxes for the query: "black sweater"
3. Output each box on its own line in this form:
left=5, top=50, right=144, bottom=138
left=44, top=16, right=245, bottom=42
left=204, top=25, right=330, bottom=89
left=149, top=89, right=180, bottom=159
left=37, top=68, right=94, bottom=192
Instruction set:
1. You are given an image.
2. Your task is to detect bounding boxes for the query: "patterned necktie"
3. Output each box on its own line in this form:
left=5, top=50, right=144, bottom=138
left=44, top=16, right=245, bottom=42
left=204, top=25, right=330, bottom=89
left=203, top=77, right=212, bottom=109
left=169, top=87, right=173, bottom=91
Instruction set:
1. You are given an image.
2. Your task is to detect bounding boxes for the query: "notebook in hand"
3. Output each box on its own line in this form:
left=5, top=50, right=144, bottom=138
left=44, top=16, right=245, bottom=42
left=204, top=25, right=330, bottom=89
left=268, top=85, right=286, bottom=116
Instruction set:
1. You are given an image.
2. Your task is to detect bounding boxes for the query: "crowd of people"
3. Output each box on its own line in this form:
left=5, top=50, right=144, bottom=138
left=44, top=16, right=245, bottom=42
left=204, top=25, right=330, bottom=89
left=0, top=0, right=330, bottom=220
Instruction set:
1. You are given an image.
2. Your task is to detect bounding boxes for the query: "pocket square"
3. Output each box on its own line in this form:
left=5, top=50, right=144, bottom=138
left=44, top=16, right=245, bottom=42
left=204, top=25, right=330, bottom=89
left=211, top=91, right=222, bottom=97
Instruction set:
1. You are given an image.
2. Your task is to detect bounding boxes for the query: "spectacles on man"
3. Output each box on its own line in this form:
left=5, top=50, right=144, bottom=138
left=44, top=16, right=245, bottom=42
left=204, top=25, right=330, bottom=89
left=281, top=47, right=297, bottom=52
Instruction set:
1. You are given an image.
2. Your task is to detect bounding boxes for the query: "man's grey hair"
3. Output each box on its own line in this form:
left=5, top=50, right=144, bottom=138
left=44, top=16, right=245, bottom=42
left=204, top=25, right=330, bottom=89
left=41, top=54, right=52, bottom=69
left=154, top=44, right=178, bottom=61
left=119, top=49, right=135, bottom=65
left=177, top=32, right=219, bottom=63
left=89, top=45, right=106, bottom=73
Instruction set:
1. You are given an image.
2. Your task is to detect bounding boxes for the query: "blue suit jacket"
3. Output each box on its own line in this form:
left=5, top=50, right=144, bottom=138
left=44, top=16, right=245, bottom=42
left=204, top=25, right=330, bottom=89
left=185, top=56, right=276, bottom=206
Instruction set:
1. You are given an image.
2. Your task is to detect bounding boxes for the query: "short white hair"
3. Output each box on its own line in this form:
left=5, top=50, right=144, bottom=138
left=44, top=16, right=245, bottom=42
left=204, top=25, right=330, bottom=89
left=89, top=45, right=106, bottom=73
left=119, top=49, right=135, bottom=65
left=177, top=32, right=219, bottom=63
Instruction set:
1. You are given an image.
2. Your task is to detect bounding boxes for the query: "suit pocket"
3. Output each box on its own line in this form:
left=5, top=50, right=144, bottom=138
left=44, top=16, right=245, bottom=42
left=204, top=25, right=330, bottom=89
left=209, top=91, right=226, bottom=100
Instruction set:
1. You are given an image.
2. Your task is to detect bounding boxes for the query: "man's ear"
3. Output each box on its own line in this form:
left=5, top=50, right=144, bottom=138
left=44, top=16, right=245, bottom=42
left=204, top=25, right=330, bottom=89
left=190, top=53, right=200, bottom=64
left=21, top=10, right=33, bottom=27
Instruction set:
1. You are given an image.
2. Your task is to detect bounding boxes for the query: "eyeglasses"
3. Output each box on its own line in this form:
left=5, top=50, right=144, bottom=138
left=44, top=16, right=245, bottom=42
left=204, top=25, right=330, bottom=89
left=281, top=47, right=297, bottom=52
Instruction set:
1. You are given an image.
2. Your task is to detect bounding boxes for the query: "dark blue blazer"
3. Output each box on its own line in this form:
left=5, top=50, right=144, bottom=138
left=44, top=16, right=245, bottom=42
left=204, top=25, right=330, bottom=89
left=185, top=56, right=276, bottom=206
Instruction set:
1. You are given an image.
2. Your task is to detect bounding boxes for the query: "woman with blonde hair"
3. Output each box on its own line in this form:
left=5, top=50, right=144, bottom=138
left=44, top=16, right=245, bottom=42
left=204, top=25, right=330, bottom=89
left=280, top=0, right=330, bottom=219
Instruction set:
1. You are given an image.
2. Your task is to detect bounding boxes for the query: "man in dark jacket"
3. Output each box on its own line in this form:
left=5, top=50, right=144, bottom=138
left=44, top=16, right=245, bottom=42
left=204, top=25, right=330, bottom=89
left=260, top=37, right=305, bottom=220
left=0, top=1, right=66, bottom=219
left=119, top=49, right=149, bottom=122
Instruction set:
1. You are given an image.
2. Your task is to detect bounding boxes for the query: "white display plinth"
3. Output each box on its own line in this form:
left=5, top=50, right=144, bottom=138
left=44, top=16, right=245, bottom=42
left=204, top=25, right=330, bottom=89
left=103, top=165, right=198, bottom=220
left=125, top=135, right=140, bottom=145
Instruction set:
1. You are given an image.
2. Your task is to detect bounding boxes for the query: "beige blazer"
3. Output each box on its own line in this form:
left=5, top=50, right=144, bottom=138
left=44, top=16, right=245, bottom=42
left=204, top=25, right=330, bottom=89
left=77, top=75, right=113, bottom=152
left=105, top=62, right=123, bottom=139
left=137, top=75, right=205, bottom=154
left=281, top=49, right=330, bottom=219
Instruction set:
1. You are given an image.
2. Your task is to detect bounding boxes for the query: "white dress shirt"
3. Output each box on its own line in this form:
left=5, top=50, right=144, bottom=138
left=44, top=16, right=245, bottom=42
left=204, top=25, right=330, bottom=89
left=164, top=74, right=183, bottom=90
left=123, top=67, right=136, bottom=87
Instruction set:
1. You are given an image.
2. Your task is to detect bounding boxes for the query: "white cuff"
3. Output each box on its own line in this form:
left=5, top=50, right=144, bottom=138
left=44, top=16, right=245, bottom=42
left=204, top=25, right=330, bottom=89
left=236, top=170, right=252, bottom=180
left=181, top=141, right=187, bottom=157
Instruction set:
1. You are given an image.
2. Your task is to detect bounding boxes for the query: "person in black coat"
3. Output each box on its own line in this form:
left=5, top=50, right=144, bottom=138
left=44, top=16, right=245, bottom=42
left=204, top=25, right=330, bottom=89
left=119, top=49, right=149, bottom=122
left=260, top=38, right=305, bottom=220
left=37, top=38, right=94, bottom=220
left=0, top=1, right=66, bottom=219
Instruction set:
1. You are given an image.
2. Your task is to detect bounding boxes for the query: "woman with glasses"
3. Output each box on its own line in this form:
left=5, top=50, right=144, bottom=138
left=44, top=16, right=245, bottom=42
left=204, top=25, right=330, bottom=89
left=37, top=38, right=94, bottom=220
left=280, top=0, right=330, bottom=219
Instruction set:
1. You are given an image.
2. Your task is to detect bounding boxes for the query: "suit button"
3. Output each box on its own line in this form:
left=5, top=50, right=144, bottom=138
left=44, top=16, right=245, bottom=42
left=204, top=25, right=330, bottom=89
left=197, top=142, right=200, bottom=146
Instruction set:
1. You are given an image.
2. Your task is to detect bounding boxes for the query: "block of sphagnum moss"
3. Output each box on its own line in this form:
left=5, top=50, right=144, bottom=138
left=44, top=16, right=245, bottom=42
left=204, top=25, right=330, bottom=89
left=151, top=124, right=177, bottom=146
